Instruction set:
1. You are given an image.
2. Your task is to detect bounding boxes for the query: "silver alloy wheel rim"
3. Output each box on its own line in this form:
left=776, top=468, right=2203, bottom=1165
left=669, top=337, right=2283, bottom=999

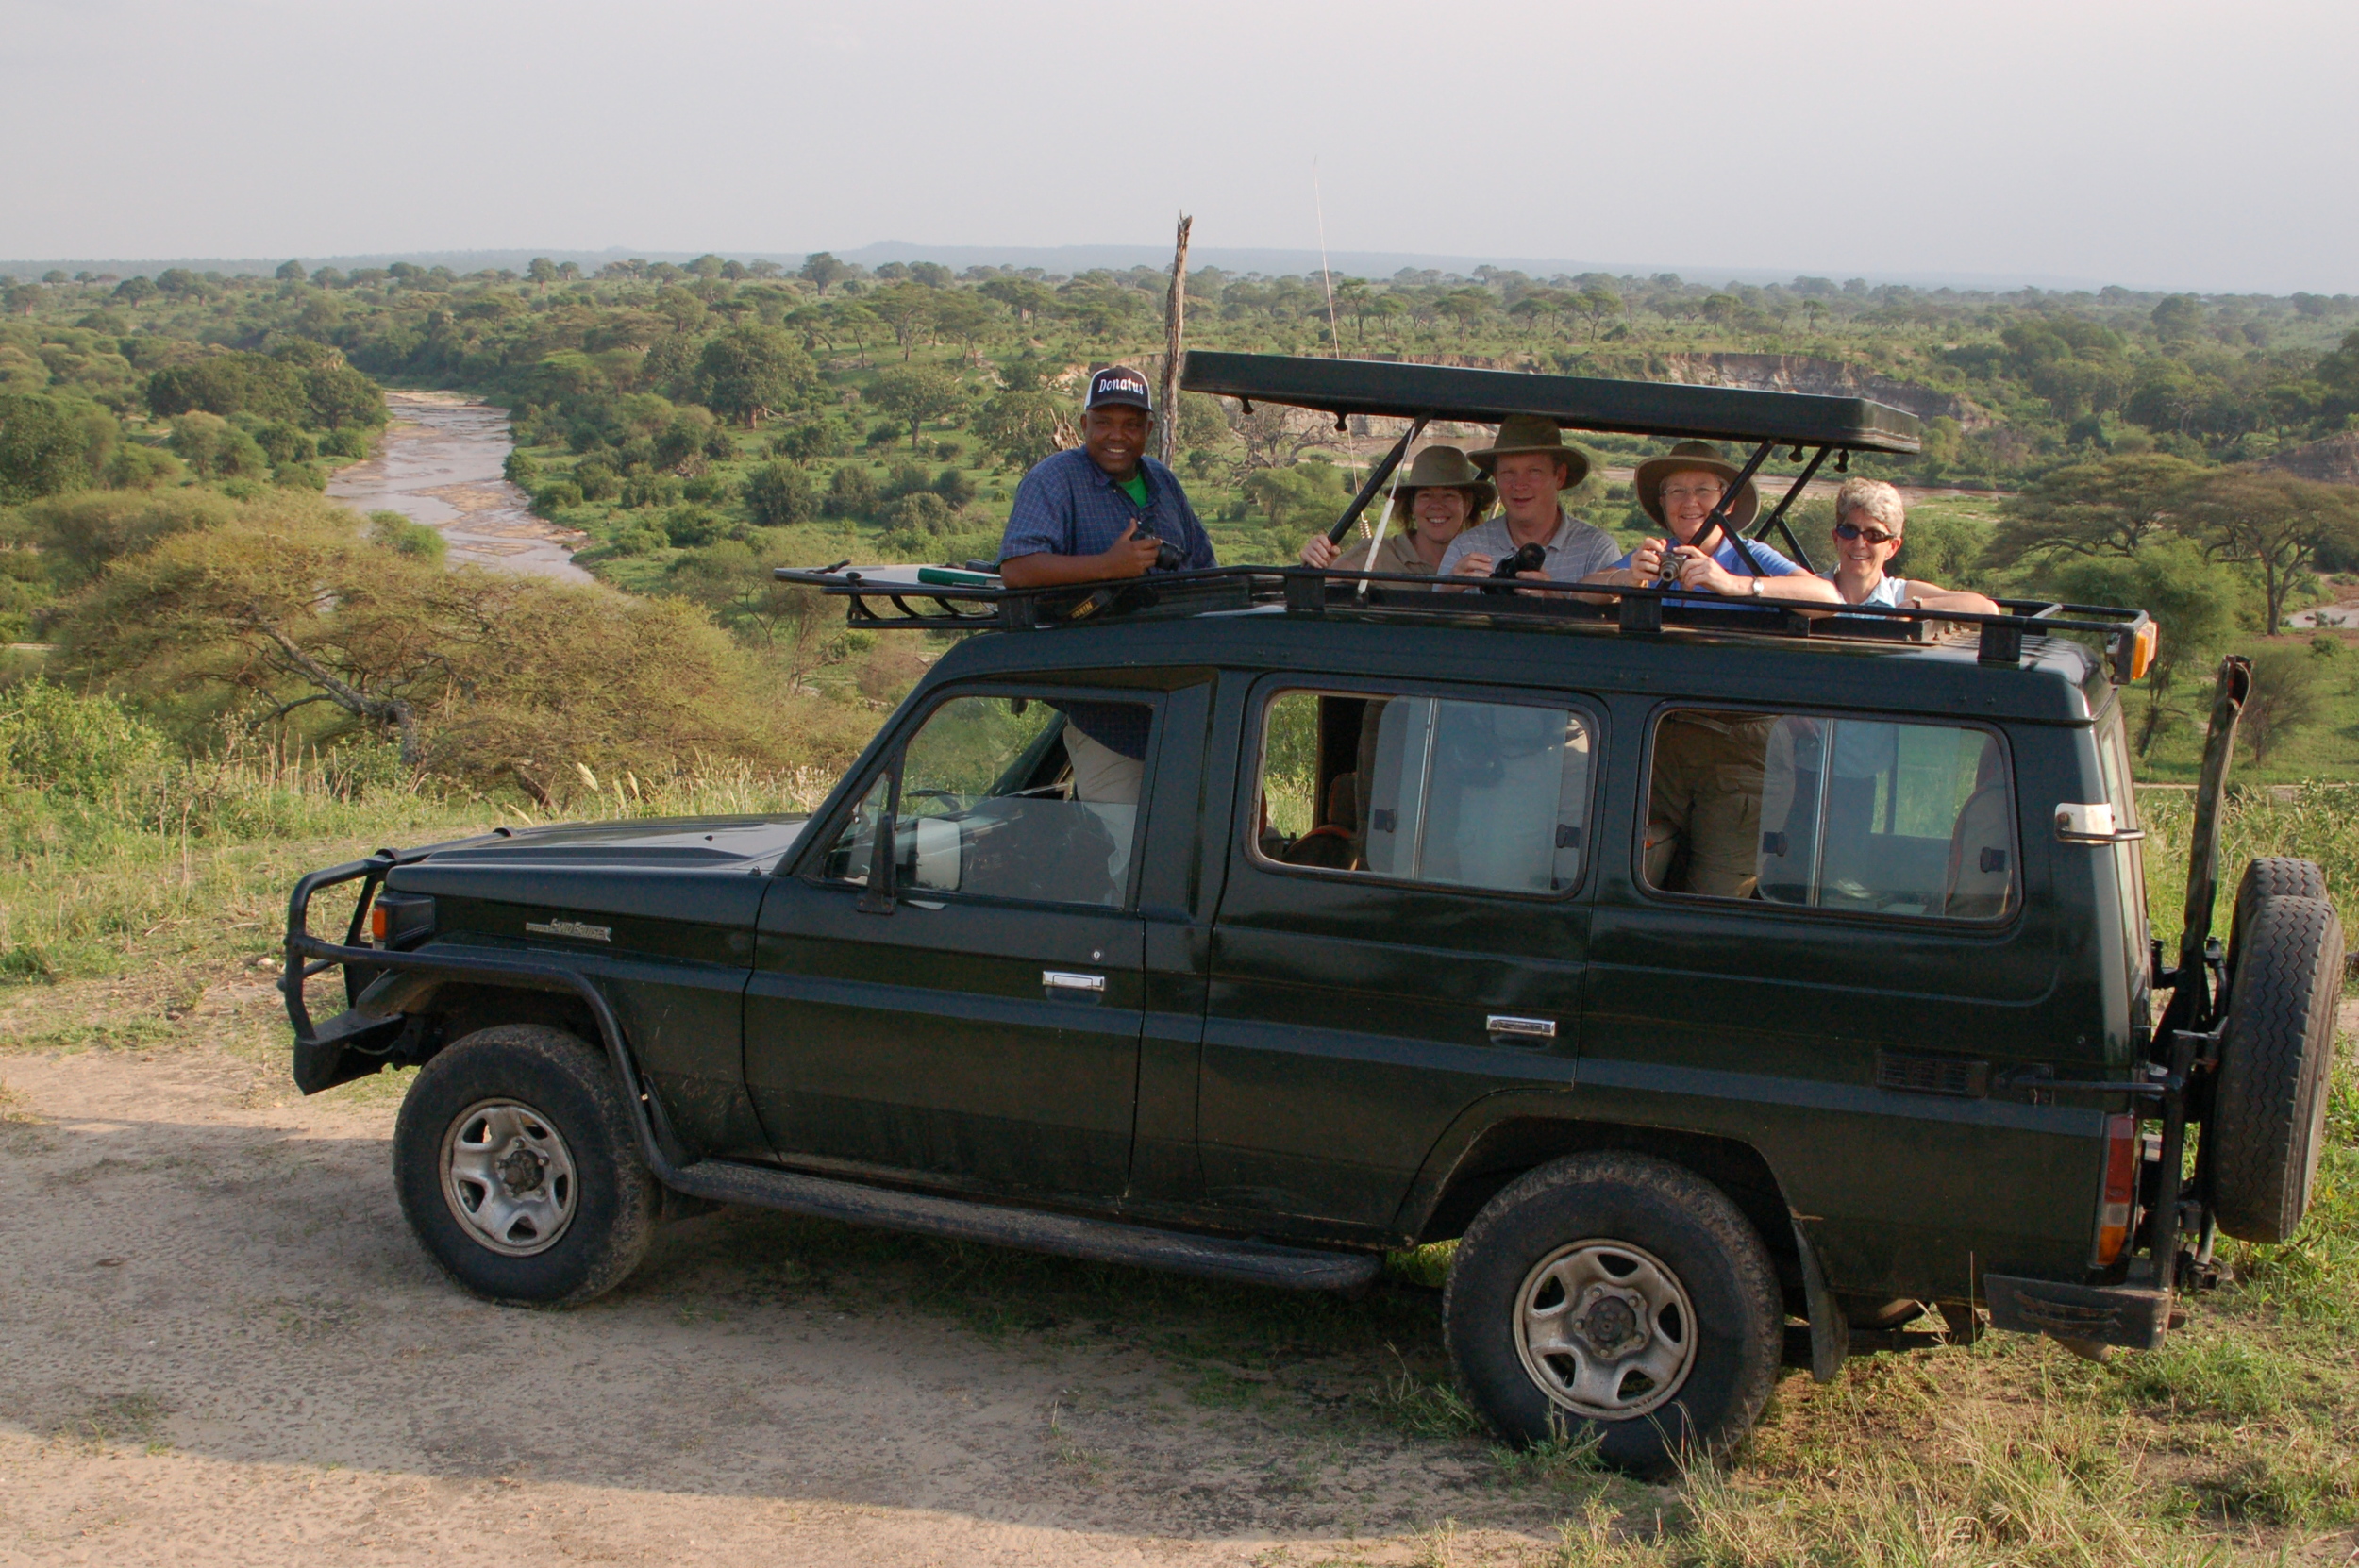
left=1514, top=1239, right=1698, bottom=1421
left=440, top=1099, right=578, bottom=1257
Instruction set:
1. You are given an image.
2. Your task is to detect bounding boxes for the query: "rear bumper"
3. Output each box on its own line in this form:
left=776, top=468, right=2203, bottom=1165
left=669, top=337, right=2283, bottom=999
left=1983, top=1274, right=2170, bottom=1351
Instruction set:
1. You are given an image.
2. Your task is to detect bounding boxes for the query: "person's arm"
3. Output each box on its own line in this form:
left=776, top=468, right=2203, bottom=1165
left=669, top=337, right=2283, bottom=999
left=1903, top=581, right=2001, bottom=615
left=1434, top=535, right=1491, bottom=592
left=999, top=523, right=1161, bottom=587
left=1671, top=547, right=1844, bottom=604
left=1300, top=534, right=1340, bottom=569
left=1582, top=538, right=1666, bottom=589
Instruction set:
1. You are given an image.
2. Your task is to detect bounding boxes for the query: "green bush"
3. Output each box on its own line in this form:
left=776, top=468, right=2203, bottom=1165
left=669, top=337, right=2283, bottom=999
left=503, top=449, right=541, bottom=487
left=368, top=509, right=446, bottom=561
left=681, top=475, right=728, bottom=503
left=876, top=491, right=953, bottom=537
left=318, top=426, right=373, bottom=460
left=100, top=443, right=183, bottom=490
left=168, top=411, right=269, bottom=480
left=0, top=679, right=165, bottom=798
left=662, top=506, right=721, bottom=547
left=531, top=480, right=583, bottom=517
left=744, top=461, right=816, bottom=526
left=273, top=460, right=327, bottom=491
left=823, top=463, right=878, bottom=520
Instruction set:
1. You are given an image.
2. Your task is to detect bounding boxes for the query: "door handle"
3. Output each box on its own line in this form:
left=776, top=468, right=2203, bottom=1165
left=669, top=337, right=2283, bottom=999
left=1486, top=1014, right=1557, bottom=1044
left=1043, top=970, right=1106, bottom=995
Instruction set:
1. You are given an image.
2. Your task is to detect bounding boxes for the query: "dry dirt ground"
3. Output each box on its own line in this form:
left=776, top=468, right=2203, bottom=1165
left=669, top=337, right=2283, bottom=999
left=0, top=969, right=1627, bottom=1567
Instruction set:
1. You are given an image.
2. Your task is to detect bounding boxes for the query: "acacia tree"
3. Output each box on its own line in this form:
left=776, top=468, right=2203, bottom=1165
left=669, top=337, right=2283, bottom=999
left=694, top=325, right=815, bottom=426
left=866, top=364, right=966, bottom=452
left=1985, top=453, right=2207, bottom=567
left=798, top=252, right=850, bottom=295
left=2174, top=469, right=2359, bottom=632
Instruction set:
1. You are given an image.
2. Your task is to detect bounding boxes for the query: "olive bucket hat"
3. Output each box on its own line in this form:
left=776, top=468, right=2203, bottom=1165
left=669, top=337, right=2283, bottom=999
left=1466, top=414, right=1591, bottom=489
left=1382, top=444, right=1496, bottom=531
left=1633, top=440, right=1761, bottom=531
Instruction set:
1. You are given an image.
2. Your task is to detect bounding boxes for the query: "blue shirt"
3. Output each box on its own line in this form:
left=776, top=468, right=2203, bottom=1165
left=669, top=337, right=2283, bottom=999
left=996, top=446, right=1216, bottom=572
left=1614, top=536, right=1807, bottom=609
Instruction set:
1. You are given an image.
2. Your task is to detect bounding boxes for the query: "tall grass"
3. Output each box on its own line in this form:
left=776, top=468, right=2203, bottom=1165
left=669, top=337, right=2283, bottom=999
left=2136, top=781, right=2359, bottom=958
left=0, top=686, right=840, bottom=985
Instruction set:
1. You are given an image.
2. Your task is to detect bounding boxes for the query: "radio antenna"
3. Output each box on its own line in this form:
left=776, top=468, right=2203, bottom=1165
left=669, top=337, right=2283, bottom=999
left=1313, top=158, right=1343, bottom=359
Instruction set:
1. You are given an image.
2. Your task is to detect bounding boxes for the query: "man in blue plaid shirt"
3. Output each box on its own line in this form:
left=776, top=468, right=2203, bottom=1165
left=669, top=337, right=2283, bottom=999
left=997, top=365, right=1216, bottom=805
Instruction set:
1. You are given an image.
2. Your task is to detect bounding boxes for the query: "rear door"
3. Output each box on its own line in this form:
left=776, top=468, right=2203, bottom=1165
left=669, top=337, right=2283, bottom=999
left=746, top=687, right=1159, bottom=1203
left=1583, top=698, right=2100, bottom=1296
left=1198, top=678, right=1598, bottom=1236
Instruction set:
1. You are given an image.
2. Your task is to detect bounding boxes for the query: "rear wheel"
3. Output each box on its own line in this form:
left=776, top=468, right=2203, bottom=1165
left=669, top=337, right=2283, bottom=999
left=393, top=1024, right=659, bottom=1305
left=2210, top=894, right=2344, bottom=1243
left=1444, top=1153, right=1781, bottom=1476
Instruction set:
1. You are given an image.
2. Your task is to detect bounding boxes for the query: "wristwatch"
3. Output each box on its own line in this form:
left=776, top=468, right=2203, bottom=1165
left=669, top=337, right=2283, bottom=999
left=1748, top=577, right=1765, bottom=599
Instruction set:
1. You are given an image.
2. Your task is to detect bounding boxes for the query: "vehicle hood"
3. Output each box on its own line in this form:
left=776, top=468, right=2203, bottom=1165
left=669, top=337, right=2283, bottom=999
left=381, top=815, right=813, bottom=942
left=406, top=814, right=813, bottom=870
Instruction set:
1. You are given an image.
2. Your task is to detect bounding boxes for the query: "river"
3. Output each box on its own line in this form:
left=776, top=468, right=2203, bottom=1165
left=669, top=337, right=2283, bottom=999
left=326, top=391, right=594, bottom=583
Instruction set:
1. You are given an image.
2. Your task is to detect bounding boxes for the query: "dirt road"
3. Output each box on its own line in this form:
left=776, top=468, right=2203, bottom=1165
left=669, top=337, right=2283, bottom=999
left=0, top=987, right=1607, bottom=1566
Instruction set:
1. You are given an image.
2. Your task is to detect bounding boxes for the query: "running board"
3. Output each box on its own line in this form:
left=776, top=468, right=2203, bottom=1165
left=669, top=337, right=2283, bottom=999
left=664, top=1158, right=1382, bottom=1293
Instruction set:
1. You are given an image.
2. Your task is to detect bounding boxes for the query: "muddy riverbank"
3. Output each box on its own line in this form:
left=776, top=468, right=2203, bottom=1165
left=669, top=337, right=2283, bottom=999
left=328, top=392, right=593, bottom=583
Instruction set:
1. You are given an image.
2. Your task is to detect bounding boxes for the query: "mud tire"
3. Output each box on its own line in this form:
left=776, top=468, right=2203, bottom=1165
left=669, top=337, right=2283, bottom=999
left=1444, top=1153, right=1781, bottom=1477
left=2211, top=895, right=2344, bottom=1243
left=393, top=1024, right=659, bottom=1305
left=2224, top=858, right=2327, bottom=987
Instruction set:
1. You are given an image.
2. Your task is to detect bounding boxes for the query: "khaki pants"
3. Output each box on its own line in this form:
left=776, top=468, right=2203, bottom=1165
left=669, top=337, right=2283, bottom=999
left=1065, top=724, right=1144, bottom=806
left=1646, top=713, right=1773, bottom=898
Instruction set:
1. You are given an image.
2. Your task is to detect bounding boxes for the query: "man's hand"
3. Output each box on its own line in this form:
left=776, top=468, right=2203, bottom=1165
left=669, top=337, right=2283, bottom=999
left=1095, top=521, right=1163, bottom=579
left=1514, top=568, right=1553, bottom=597
left=1299, top=534, right=1340, bottom=570
left=1454, top=553, right=1496, bottom=579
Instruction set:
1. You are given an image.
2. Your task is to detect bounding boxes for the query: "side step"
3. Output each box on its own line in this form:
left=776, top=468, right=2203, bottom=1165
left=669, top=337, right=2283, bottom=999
left=664, top=1158, right=1383, bottom=1293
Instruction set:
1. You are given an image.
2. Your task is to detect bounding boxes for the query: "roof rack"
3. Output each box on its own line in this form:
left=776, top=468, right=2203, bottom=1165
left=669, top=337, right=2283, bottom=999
left=772, top=564, right=2159, bottom=684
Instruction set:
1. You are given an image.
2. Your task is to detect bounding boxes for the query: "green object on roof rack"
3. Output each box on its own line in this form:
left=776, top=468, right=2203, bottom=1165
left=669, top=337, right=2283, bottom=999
left=1179, top=351, right=1924, bottom=455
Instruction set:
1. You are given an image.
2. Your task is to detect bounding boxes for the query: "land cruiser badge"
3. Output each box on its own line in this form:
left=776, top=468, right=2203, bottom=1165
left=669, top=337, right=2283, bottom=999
left=526, top=918, right=611, bottom=942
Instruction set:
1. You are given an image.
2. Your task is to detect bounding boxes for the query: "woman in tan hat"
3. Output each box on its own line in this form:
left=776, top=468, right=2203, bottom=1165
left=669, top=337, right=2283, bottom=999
left=1590, top=441, right=1840, bottom=606
left=1298, top=444, right=1494, bottom=580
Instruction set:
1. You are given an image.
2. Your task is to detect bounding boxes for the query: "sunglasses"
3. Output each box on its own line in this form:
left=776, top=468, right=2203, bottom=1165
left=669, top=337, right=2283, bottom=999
left=1834, top=522, right=1899, bottom=546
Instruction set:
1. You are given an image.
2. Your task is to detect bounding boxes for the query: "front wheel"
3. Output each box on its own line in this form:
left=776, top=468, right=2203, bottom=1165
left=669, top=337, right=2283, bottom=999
left=1444, top=1153, right=1781, bottom=1476
left=393, top=1024, right=659, bottom=1305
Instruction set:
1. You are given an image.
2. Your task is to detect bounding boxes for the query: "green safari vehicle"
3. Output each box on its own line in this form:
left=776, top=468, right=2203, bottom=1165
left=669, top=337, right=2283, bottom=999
left=283, top=354, right=2346, bottom=1474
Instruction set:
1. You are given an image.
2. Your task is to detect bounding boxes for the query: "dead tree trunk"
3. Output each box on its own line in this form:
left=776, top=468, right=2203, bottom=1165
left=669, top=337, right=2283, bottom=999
left=1158, top=213, right=1192, bottom=471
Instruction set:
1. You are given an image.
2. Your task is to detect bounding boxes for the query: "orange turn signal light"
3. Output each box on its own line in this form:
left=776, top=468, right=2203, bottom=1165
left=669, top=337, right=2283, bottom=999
left=2095, top=1111, right=2138, bottom=1265
left=368, top=902, right=390, bottom=942
left=2129, top=623, right=2158, bottom=682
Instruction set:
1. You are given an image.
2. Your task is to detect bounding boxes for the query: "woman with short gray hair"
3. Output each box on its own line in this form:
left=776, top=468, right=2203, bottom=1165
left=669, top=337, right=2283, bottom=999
left=1822, top=476, right=1998, bottom=614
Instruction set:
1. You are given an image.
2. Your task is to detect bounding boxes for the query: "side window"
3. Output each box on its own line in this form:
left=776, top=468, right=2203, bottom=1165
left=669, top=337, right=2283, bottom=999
left=1256, top=689, right=1592, bottom=895
left=1646, top=708, right=2014, bottom=921
left=817, top=693, right=1151, bottom=908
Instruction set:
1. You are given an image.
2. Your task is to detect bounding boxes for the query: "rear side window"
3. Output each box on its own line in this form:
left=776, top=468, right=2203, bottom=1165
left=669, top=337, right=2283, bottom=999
left=1257, top=689, right=1592, bottom=895
left=1645, top=709, right=2014, bottom=922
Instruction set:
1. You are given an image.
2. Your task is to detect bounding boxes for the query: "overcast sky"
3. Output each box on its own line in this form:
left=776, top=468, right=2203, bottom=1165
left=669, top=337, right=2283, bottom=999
left=6, top=0, right=2353, bottom=293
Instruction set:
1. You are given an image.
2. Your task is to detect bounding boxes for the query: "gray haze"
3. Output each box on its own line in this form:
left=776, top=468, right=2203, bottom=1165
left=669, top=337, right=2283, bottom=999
left=5, top=0, right=2352, bottom=295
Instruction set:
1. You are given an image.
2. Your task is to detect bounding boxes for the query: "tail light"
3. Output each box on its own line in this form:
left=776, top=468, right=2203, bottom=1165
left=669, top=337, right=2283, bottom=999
left=2095, top=1111, right=2138, bottom=1265
left=366, top=892, right=436, bottom=950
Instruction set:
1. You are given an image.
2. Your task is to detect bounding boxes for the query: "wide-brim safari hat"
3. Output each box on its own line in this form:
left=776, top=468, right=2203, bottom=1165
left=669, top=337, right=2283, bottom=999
left=1634, top=440, right=1761, bottom=531
left=1382, top=444, right=1496, bottom=531
left=1466, top=414, right=1592, bottom=489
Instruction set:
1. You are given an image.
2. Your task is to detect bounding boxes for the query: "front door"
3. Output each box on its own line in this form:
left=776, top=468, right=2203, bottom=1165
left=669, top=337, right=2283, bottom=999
left=1200, top=680, right=1599, bottom=1234
left=746, top=689, right=1160, bottom=1203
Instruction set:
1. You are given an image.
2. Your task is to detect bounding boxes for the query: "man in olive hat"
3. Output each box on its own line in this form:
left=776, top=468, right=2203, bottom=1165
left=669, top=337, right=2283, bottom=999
left=1436, top=415, right=1619, bottom=586
left=1590, top=440, right=1839, bottom=607
left=1299, top=444, right=1494, bottom=583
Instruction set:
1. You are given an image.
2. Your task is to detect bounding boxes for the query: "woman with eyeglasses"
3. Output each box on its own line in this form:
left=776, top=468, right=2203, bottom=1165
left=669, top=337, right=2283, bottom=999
left=1824, top=477, right=1999, bottom=614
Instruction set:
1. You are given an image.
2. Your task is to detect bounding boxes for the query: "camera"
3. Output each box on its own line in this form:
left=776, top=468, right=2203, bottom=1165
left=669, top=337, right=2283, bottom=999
left=1154, top=536, right=1185, bottom=573
left=1482, top=542, right=1548, bottom=595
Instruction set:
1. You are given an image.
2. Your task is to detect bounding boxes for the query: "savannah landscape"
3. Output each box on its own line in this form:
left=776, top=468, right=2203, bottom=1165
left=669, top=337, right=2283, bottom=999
left=4, top=245, right=2359, bottom=1563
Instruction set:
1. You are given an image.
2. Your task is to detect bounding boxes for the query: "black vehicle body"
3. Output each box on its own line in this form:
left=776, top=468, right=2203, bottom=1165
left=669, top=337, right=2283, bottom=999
left=285, top=355, right=2336, bottom=1459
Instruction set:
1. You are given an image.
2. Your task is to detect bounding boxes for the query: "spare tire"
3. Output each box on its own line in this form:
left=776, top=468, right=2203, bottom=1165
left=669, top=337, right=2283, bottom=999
left=2211, top=893, right=2344, bottom=1243
left=2225, top=858, right=2328, bottom=986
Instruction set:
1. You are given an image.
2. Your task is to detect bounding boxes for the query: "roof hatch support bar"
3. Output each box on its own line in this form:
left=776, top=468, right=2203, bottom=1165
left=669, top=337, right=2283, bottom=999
left=1751, top=444, right=1832, bottom=575
left=1324, top=414, right=1430, bottom=545
left=1690, top=439, right=1778, bottom=575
